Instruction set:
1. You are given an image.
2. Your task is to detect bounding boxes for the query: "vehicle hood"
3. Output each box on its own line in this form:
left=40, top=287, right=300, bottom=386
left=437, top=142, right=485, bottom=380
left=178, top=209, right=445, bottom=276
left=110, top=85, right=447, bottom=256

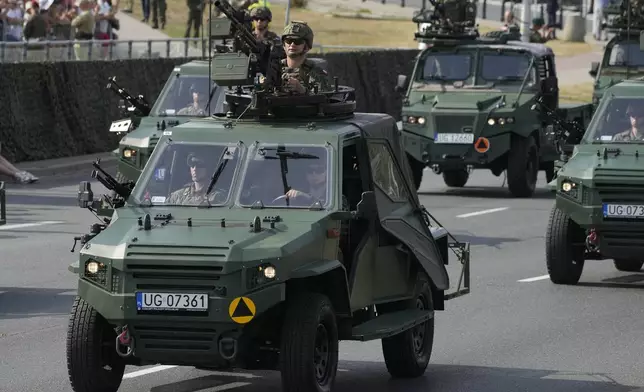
left=405, top=90, right=517, bottom=111
left=80, top=215, right=325, bottom=270
left=558, top=146, right=644, bottom=183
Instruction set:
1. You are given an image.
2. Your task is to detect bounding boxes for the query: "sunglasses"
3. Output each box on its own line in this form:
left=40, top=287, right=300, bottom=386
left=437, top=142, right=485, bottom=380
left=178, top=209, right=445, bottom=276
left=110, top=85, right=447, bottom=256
left=252, top=17, right=269, bottom=21
left=283, top=38, right=304, bottom=46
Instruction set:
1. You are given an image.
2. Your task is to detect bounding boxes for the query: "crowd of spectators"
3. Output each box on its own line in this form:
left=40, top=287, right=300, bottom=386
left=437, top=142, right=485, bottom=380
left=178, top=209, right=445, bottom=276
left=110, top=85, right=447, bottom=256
left=0, top=0, right=119, bottom=43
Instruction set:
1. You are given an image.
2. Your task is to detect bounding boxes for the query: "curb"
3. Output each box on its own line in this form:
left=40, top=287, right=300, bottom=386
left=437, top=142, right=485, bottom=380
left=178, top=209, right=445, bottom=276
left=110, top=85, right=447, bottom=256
left=14, top=152, right=118, bottom=178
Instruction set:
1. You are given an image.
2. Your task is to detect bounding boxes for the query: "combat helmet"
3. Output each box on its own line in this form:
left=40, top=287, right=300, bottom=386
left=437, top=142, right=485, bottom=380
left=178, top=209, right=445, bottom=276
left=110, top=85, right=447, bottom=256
left=250, top=6, right=272, bottom=21
left=282, top=21, right=314, bottom=48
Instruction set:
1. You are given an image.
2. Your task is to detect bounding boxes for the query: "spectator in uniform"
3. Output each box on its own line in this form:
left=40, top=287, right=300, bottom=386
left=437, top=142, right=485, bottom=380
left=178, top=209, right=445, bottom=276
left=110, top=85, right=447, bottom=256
left=184, top=0, right=202, bottom=39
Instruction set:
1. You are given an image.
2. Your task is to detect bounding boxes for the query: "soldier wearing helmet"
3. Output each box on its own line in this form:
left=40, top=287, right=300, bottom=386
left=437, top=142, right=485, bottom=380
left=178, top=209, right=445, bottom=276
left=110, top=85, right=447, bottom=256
left=166, top=152, right=226, bottom=205
left=250, top=7, right=279, bottom=42
left=177, top=83, right=207, bottom=115
left=613, top=104, right=644, bottom=142
left=280, top=21, right=332, bottom=94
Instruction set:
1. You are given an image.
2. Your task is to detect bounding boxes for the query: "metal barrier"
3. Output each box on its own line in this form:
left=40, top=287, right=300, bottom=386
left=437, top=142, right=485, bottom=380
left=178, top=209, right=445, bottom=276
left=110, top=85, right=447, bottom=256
left=0, top=37, right=397, bottom=63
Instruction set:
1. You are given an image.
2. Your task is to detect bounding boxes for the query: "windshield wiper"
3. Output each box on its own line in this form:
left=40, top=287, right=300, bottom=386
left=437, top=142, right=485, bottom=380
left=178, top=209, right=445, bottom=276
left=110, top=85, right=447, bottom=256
left=202, top=147, right=234, bottom=206
left=261, top=147, right=320, bottom=207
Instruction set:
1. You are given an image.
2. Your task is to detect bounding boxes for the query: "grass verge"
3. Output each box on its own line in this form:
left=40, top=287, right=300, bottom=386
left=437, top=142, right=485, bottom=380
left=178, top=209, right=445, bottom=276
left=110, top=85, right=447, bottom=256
left=559, top=82, right=593, bottom=104
left=128, top=3, right=597, bottom=56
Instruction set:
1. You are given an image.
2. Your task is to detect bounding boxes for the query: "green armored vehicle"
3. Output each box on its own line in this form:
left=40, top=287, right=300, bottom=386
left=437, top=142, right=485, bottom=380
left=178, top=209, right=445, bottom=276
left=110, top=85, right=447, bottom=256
left=65, top=3, right=471, bottom=391
left=545, top=78, right=644, bottom=285
left=589, top=0, right=644, bottom=107
left=396, top=0, right=594, bottom=197
left=108, top=59, right=227, bottom=185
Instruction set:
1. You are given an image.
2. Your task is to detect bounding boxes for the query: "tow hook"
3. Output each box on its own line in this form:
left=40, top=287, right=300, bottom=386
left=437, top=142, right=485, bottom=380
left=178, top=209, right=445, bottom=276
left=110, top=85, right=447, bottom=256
left=585, top=229, right=599, bottom=252
left=115, top=325, right=134, bottom=358
left=431, top=164, right=442, bottom=174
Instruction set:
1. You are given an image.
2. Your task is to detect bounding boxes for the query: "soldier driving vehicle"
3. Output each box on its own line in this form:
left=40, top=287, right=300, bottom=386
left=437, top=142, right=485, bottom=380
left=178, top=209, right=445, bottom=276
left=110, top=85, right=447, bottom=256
left=544, top=78, right=644, bottom=285
left=65, top=2, right=471, bottom=392
left=588, top=0, right=644, bottom=107
left=395, top=0, right=594, bottom=197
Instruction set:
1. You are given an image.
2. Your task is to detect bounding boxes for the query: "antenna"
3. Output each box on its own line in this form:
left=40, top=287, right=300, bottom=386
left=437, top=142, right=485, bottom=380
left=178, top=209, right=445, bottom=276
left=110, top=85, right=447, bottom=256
left=208, top=0, right=213, bottom=117
left=627, top=0, right=631, bottom=81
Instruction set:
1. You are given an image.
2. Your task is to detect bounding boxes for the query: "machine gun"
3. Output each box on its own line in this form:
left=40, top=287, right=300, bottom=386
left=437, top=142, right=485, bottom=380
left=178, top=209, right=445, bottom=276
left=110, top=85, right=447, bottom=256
left=413, top=0, right=480, bottom=42
left=90, top=158, right=134, bottom=204
left=106, top=76, right=152, bottom=118
left=210, top=0, right=284, bottom=94
left=531, top=96, right=586, bottom=158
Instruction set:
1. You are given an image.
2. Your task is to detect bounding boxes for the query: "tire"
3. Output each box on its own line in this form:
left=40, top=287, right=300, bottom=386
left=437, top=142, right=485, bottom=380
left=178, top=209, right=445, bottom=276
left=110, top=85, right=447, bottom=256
left=545, top=205, right=585, bottom=285
left=507, top=135, right=539, bottom=198
left=379, top=272, right=434, bottom=378
left=280, top=292, right=339, bottom=392
left=442, top=169, right=469, bottom=188
left=614, top=259, right=644, bottom=272
left=67, top=297, right=126, bottom=392
left=407, top=154, right=425, bottom=191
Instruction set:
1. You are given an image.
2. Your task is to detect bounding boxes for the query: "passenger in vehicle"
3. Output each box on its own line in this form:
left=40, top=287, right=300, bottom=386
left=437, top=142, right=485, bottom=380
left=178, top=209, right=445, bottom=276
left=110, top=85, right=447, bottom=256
left=613, top=105, right=644, bottom=142
left=177, top=84, right=208, bottom=115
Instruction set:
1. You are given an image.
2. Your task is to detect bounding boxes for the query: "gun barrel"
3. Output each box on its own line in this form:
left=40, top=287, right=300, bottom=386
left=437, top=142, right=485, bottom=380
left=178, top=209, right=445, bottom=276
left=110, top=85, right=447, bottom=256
left=214, top=0, right=259, bottom=52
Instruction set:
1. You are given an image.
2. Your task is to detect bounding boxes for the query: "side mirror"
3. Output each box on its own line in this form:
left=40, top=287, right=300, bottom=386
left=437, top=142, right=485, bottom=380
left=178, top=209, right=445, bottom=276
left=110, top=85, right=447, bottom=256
left=78, top=181, right=94, bottom=208
left=589, top=62, right=599, bottom=78
left=355, top=191, right=377, bottom=218
left=395, top=74, right=408, bottom=93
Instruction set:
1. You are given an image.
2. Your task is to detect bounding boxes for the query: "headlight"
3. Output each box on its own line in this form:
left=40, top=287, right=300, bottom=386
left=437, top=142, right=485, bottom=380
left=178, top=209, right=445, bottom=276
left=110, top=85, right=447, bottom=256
left=402, top=116, right=426, bottom=125
left=84, top=259, right=108, bottom=287
left=560, top=180, right=579, bottom=198
left=263, top=266, right=276, bottom=279
left=487, top=117, right=514, bottom=125
left=487, top=118, right=495, bottom=125
left=123, top=148, right=137, bottom=159
left=562, top=182, right=573, bottom=192
left=87, top=261, right=100, bottom=274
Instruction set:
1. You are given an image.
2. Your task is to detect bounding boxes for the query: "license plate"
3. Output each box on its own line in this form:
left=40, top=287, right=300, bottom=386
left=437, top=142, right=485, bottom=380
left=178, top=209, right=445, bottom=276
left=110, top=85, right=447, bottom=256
left=602, top=203, right=644, bottom=218
left=136, top=292, right=208, bottom=312
left=435, top=133, right=474, bottom=144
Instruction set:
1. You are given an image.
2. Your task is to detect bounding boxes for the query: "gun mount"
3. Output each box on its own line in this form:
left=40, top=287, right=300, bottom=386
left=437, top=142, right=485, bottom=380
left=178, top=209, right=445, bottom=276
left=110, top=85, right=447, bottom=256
left=602, top=0, right=644, bottom=33
left=106, top=76, right=151, bottom=118
left=531, top=96, right=586, bottom=159
left=412, top=0, right=521, bottom=45
left=206, top=0, right=357, bottom=121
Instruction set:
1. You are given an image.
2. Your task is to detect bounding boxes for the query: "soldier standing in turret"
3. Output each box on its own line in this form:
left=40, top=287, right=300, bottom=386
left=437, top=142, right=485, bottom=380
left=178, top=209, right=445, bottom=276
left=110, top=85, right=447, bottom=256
left=280, top=21, right=331, bottom=94
left=250, top=7, right=278, bottom=42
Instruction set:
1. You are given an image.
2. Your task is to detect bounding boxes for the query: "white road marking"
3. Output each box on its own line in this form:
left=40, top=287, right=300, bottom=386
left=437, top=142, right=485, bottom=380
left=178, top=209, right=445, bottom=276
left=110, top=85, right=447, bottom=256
left=211, top=382, right=252, bottom=391
left=0, top=221, right=64, bottom=231
left=456, top=207, right=509, bottom=218
left=123, top=365, right=177, bottom=379
left=123, top=365, right=262, bottom=380
left=518, top=274, right=550, bottom=282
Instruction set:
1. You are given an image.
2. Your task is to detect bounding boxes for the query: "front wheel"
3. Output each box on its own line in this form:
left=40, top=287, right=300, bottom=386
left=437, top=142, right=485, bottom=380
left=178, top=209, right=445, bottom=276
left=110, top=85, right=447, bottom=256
left=379, top=271, right=434, bottom=378
left=66, top=297, right=126, bottom=392
left=507, top=135, right=539, bottom=198
left=407, top=154, right=425, bottom=191
left=280, top=292, right=339, bottom=392
left=614, top=259, right=644, bottom=272
left=545, top=205, right=585, bottom=285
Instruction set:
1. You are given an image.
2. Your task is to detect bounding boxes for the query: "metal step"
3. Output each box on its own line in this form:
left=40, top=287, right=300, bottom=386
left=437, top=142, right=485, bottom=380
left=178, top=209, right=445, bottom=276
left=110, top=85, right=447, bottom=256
left=350, top=309, right=433, bottom=342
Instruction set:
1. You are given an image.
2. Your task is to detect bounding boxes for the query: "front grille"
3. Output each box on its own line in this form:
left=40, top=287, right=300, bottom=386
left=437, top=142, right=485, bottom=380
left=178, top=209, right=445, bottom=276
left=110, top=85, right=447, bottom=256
left=126, top=244, right=230, bottom=262
left=126, top=263, right=226, bottom=292
left=133, top=324, right=217, bottom=352
left=433, top=115, right=476, bottom=134
left=595, top=183, right=644, bottom=203
left=602, top=227, right=644, bottom=249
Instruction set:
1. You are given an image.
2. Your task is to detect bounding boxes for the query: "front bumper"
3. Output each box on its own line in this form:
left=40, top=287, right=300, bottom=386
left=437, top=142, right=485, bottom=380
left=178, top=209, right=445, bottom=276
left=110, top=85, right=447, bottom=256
left=77, top=278, right=285, bottom=365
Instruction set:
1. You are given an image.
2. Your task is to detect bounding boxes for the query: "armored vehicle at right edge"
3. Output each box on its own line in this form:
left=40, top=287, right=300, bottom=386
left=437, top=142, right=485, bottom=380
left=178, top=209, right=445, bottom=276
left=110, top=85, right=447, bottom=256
left=395, top=0, right=594, bottom=197
left=64, top=2, right=472, bottom=392
left=545, top=78, right=644, bottom=285
left=589, top=0, right=644, bottom=107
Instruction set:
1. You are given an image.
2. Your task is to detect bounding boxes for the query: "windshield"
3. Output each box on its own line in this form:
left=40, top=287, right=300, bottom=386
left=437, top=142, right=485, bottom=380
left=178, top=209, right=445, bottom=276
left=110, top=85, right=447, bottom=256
left=237, top=144, right=332, bottom=209
left=479, top=51, right=536, bottom=86
left=605, top=42, right=644, bottom=67
left=152, top=74, right=225, bottom=117
left=132, top=141, right=243, bottom=206
left=582, top=97, right=644, bottom=143
left=415, top=52, right=473, bottom=83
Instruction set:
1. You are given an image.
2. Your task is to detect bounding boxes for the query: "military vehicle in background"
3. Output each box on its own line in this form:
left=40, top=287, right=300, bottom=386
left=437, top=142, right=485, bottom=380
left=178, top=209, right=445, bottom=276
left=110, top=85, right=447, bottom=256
left=107, top=59, right=227, bottom=186
left=545, top=78, right=644, bottom=285
left=0, top=181, right=6, bottom=226
left=395, top=0, right=594, bottom=197
left=589, top=0, right=644, bottom=107
left=65, top=2, right=471, bottom=392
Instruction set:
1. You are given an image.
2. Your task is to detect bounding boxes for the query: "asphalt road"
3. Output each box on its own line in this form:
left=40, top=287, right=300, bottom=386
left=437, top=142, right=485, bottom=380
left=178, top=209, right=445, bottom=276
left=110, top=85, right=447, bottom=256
left=2, top=167, right=644, bottom=392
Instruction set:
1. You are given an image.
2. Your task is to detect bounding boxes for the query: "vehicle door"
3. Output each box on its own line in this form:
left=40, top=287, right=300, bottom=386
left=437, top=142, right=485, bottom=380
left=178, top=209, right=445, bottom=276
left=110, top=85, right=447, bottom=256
left=362, top=134, right=449, bottom=292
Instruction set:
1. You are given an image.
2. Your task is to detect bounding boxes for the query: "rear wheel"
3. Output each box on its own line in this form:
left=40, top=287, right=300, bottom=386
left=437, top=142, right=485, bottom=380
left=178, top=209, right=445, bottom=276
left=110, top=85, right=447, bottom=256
left=545, top=205, right=585, bottom=285
left=613, top=259, right=644, bottom=272
left=442, top=169, right=469, bottom=188
left=407, top=154, right=425, bottom=190
left=507, top=135, right=539, bottom=198
left=379, top=271, right=434, bottom=378
left=280, top=292, right=339, bottom=392
left=66, top=297, right=126, bottom=392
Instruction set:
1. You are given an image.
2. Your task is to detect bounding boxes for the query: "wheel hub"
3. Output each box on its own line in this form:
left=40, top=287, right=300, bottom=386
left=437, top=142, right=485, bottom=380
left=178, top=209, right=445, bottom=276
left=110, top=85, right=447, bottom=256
left=314, top=324, right=330, bottom=384
left=412, top=297, right=426, bottom=355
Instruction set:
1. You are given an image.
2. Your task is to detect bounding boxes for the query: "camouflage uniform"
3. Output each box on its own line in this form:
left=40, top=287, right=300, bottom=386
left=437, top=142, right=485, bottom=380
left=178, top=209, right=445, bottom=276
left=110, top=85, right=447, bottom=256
left=167, top=183, right=225, bottom=205
left=250, top=7, right=279, bottom=42
left=177, top=105, right=205, bottom=115
left=612, top=130, right=644, bottom=142
left=280, top=21, right=332, bottom=93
